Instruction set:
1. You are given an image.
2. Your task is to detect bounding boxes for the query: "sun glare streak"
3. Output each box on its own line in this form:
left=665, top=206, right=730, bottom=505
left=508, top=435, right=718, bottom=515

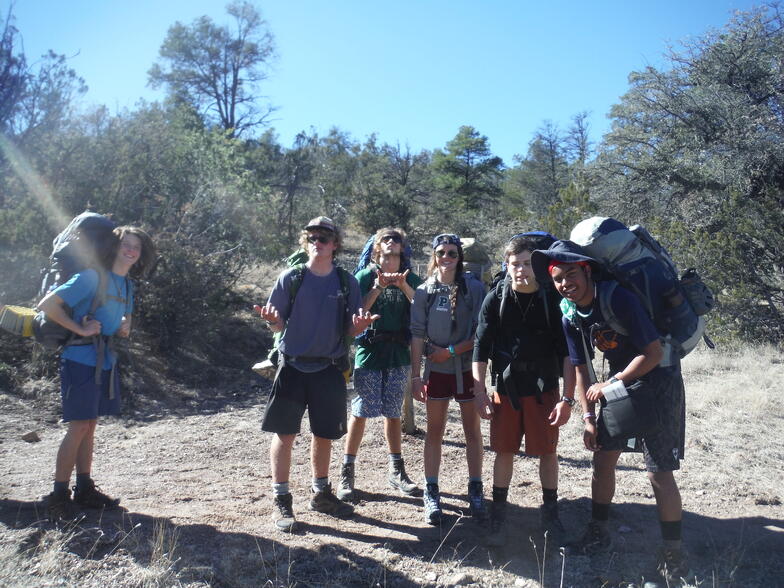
left=0, top=134, right=69, bottom=233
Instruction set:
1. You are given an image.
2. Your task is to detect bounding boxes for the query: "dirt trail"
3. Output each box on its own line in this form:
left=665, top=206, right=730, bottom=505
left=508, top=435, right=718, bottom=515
left=2, top=348, right=784, bottom=587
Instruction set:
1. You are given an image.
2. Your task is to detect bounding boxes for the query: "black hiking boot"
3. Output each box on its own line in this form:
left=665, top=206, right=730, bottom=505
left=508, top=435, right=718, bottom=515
left=566, top=520, right=612, bottom=555
left=72, top=481, right=120, bottom=510
left=272, top=493, right=298, bottom=532
left=423, top=483, right=442, bottom=525
left=47, top=489, right=75, bottom=522
left=336, top=462, right=355, bottom=501
left=643, top=546, right=695, bottom=587
left=539, top=501, right=566, bottom=546
left=310, top=483, right=354, bottom=518
left=388, top=458, right=422, bottom=497
left=467, top=480, right=487, bottom=521
left=485, top=501, right=507, bottom=547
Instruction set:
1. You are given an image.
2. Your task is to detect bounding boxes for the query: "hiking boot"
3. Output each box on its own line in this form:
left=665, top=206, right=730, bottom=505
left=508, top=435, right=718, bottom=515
left=642, top=546, right=694, bottom=587
left=567, top=520, right=612, bottom=555
left=485, top=501, right=507, bottom=547
left=388, top=458, right=422, bottom=497
left=310, top=483, right=354, bottom=518
left=540, top=501, right=566, bottom=545
left=467, top=480, right=487, bottom=521
left=47, top=489, right=75, bottom=522
left=336, top=462, right=355, bottom=501
left=272, top=493, right=298, bottom=532
left=423, top=483, right=442, bottom=525
left=72, top=481, right=120, bottom=510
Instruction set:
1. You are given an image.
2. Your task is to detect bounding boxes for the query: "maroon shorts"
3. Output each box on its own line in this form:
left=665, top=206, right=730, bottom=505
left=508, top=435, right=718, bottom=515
left=490, top=389, right=559, bottom=456
left=424, top=370, right=475, bottom=402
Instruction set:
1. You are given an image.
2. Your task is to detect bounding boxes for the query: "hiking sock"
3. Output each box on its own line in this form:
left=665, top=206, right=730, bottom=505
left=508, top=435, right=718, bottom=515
left=312, top=477, right=329, bottom=493
left=75, top=473, right=92, bottom=492
left=542, top=487, right=558, bottom=505
left=591, top=501, right=611, bottom=527
left=660, top=520, right=682, bottom=550
left=343, top=454, right=356, bottom=464
left=388, top=453, right=402, bottom=463
left=273, top=482, right=290, bottom=496
left=469, top=476, right=482, bottom=484
left=492, top=486, right=509, bottom=504
left=425, top=476, right=438, bottom=485
left=53, top=480, right=69, bottom=495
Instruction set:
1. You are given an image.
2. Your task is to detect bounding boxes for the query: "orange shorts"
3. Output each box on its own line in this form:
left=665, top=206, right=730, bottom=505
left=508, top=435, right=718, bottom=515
left=489, top=388, right=559, bottom=456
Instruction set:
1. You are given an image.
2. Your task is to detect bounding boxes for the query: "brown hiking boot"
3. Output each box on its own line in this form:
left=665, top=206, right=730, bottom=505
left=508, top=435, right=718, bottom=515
left=310, top=483, right=354, bottom=518
left=73, top=481, right=120, bottom=510
left=47, top=489, right=75, bottom=522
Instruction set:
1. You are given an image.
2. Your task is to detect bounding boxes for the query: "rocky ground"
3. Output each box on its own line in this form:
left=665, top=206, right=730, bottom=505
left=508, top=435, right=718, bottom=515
left=1, top=345, right=783, bottom=587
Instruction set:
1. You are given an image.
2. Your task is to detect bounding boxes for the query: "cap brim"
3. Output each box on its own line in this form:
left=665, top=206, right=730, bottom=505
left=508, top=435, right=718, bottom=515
left=531, top=249, right=599, bottom=282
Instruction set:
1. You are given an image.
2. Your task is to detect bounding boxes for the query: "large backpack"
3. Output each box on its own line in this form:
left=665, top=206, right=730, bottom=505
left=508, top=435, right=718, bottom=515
left=570, top=217, right=715, bottom=362
left=354, top=234, right=413, bottom=275
left=33, top=211, right=118, bottom=349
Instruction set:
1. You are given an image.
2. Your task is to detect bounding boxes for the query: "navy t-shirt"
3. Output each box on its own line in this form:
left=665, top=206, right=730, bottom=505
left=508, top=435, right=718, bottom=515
left=563, top=284, right=660, bottom=373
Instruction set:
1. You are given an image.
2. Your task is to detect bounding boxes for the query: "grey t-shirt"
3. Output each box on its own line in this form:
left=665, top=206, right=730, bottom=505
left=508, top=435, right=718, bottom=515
left=410, top=275, right=485, bottom=374
left=268, top=265, right=361, bottom=372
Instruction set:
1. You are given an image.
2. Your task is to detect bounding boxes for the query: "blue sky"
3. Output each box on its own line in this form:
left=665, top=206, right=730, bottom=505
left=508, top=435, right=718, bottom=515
left=11, top=0, right=758, bottom=164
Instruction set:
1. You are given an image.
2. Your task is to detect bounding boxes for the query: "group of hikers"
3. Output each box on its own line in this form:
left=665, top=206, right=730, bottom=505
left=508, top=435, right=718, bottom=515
left=36, top=213, right=693, bottom=587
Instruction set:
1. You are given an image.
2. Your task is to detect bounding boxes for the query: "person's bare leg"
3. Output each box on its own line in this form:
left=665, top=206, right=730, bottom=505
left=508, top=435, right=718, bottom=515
left=424, top=401, right=449, bottom=479
left=270, top=434, right=296, bottom=484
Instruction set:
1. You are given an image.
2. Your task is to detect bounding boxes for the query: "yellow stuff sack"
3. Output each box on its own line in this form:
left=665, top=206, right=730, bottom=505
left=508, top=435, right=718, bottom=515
left=0, top=305, right=37, bottom=337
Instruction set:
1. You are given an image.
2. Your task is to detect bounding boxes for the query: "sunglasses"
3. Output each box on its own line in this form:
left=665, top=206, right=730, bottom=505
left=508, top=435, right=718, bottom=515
left=307, top=234, right=333, bottom=244
left=381, top=234, right=402, bottom=244
left=435, top=249, right=459, bottom=259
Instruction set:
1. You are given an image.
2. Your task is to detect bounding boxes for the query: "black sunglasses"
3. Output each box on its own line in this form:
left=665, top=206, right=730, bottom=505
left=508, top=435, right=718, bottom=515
left=381, top=234, right=402, bottom=244
left=307, top=234, right=333, bottom=244
left=435, top=249, right=459, bottom=259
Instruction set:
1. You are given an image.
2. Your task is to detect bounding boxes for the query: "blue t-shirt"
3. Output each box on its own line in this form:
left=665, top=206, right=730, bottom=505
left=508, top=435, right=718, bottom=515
left=563, top=284, right=659, bottom=373
left=268, top=265, right=361, bottom=372
left=55, top=269, right=134, bottom=369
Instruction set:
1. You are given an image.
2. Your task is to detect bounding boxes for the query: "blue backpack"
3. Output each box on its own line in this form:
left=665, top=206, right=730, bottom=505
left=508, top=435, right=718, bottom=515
left=570, top=217, right=715, bottom=362
left=354, top=234, right=413, bottom=275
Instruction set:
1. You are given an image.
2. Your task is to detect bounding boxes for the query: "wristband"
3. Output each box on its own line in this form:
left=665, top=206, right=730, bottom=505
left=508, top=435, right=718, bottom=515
left=448, top=344, right=456, bottom=357
left=582, top=412, right=596, bottom=421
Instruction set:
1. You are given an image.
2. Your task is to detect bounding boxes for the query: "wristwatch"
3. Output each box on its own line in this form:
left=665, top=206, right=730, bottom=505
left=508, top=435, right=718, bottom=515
left=560, top=396, right=576, bottom=407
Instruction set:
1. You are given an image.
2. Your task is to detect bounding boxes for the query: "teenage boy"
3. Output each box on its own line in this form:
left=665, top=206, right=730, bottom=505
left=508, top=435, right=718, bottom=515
left=338, top=228, right=423, bottom=501
left=257, top=216, right=377, bottom=532
left=473, top=236, right=574, bottom=546
left=531, top=240, right=692, bottom=586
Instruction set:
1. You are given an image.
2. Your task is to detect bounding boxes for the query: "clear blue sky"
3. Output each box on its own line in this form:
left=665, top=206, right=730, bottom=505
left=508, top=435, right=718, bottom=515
left=11, top=0, right=759, bottom=164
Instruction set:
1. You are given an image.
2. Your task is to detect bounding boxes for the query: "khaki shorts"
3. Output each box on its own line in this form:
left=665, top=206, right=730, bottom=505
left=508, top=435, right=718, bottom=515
left=490, top=388, right=559, bottom=456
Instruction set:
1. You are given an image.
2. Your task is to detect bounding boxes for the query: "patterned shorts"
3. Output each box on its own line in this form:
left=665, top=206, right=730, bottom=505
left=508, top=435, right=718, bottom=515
left=351, top=366, right=409, bottom=418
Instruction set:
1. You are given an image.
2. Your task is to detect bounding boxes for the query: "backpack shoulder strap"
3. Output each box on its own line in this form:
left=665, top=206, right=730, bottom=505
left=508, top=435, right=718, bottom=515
left=498, top=275, right=509, bottom=321
left=597, top=280, right=628, bottom=336
left=89, top=270, right=109, bottom=317
left=538, top=285, right=551, bottom=329
left=288, top=264, right=307, bottom=304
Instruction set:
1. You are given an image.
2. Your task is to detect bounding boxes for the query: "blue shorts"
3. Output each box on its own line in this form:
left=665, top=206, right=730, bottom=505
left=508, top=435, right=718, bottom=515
left=351, top=366, right=409, bottom=418
left=60, top=358, right=121, bottom=422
